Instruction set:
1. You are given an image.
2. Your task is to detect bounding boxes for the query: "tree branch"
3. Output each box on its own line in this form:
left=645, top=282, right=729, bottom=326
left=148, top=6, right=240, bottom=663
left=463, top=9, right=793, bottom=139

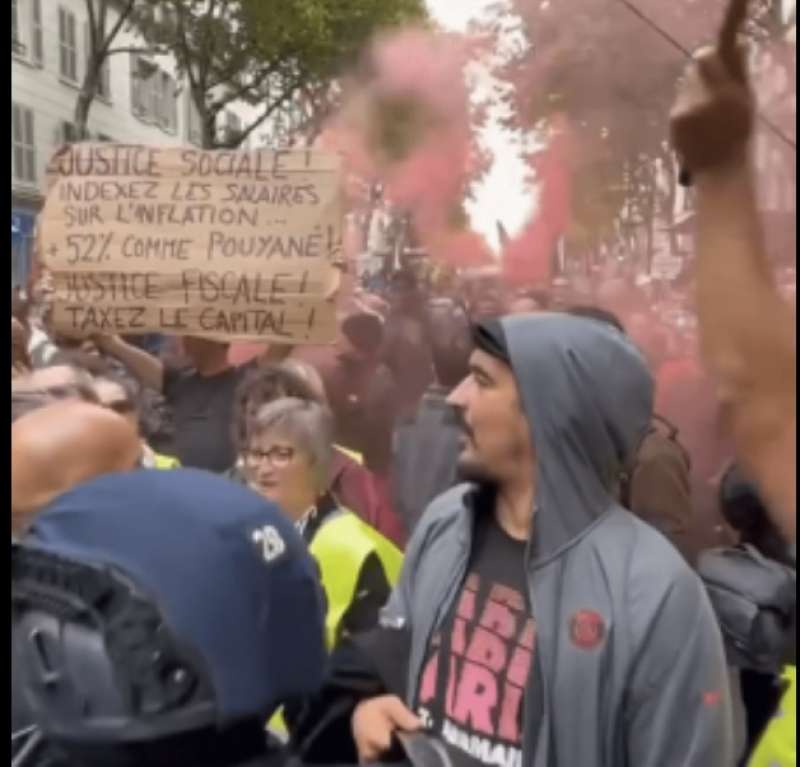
left=106, top=45, right=167, bottom=57
left=208, top=62, right=286, bottom=114
left=98, top=0, right=136, bottom=59
left=223, top=75, right=308, bottom=148
left=85, top=0, right=98, bottom=52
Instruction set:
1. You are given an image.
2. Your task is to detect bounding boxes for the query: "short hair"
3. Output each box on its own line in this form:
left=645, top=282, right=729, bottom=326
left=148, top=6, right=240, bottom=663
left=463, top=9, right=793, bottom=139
left=12, top=390, right=56, bottom=423
left=248, top=398, right=334, bottom=496
left=11, top=374, right=100, bottom=424
left=428, top=299, right=472, bottom=389
left=719, top=463, right=767, bottom=533
left=281, top=359, right=327, bottom=404
left=232, top=365, right=320, bottom=452
left=94, top=373, right=141, bottom=416
left=341, top=312, right=384, bottom=356
left=566, top=305, right=626, bottom=334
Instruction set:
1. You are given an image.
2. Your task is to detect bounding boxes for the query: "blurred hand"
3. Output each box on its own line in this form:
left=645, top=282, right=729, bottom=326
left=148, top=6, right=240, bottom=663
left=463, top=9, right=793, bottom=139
left=91, top=334, right=120, bottom=353
left=670, top=45, right=754, bottom=175
left=352, top=695, right=422, bottom=763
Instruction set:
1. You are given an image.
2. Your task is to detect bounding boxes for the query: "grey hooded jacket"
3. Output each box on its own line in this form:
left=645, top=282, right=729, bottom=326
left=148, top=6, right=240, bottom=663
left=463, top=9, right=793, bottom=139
left=380, top=313, right=735, bottom=767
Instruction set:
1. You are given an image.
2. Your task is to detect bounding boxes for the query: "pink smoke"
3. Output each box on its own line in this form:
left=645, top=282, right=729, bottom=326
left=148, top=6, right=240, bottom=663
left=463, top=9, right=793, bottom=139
left=503, top=115, right=573, bottom=286
left=318, top=27, right=492, bottom=268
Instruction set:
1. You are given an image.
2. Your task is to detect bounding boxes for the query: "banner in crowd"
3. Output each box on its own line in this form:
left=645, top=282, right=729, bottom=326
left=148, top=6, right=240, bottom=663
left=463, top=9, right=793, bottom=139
left=39, top=144, right=344, bottom=343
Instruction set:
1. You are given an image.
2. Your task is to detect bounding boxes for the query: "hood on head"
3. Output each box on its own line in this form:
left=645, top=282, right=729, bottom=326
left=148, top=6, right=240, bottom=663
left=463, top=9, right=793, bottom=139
left=496, top=313, right=654, bottom=560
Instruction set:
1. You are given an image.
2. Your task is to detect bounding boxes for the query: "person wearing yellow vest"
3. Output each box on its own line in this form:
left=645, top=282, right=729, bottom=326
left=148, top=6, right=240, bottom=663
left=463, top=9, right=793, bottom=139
left=749, top=665, right=796, bottom=767
left=241, top=396, right=402, bottom=648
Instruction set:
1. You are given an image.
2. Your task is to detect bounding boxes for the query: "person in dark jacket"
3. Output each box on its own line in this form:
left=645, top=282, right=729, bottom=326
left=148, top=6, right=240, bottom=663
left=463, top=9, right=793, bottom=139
left=11, top=470, right=326, bottom=767
left=566, top=305, right=697, bottom=564
left=391, top=298, right=472, bottom=536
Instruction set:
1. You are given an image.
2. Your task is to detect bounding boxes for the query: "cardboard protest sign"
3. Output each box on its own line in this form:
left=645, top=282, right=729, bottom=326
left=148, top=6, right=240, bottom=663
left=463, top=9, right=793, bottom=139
left=39, top=144, right=343, bottom=343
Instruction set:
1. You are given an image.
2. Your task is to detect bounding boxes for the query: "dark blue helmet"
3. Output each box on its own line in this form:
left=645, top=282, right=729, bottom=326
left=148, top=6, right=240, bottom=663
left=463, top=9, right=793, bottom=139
left=12, top=469, right=326, bottom=755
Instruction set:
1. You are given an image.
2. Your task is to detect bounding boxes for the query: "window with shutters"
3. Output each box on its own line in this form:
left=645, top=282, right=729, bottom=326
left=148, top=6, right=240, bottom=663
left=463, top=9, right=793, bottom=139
left=58, top=6, right=78, bottom=82
left=12, top=103, right=36, bottom=184
left=31, top=0, right=43, bottom=66
left=220, top=110, right=242, bottom=146
left=158, top=72, right=178, bottom=131
left=131, top=54, right=160, bottom=122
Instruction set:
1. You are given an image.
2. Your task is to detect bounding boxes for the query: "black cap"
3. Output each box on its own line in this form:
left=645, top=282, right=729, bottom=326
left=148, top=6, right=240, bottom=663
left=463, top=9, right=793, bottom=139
left=472, top=319, right=510, bottom=364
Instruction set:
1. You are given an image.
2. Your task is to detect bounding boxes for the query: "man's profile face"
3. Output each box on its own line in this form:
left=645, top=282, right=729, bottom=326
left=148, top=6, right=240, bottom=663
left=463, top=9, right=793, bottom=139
left=447, top=348, right=533, bottom=485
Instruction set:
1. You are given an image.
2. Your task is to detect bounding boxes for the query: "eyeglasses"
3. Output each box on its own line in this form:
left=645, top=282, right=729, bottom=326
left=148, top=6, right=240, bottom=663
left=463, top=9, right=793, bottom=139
left=245, top=445, right=296, bottom=468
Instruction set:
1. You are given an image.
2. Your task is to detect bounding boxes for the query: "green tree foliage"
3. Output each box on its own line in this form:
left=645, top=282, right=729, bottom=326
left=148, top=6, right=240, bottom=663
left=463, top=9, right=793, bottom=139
left=137, top=0, right=427, bottom=148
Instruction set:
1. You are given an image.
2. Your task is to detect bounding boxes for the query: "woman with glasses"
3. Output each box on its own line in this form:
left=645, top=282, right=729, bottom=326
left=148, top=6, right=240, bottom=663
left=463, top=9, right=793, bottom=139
left=242, top=397, right=402, bottom=650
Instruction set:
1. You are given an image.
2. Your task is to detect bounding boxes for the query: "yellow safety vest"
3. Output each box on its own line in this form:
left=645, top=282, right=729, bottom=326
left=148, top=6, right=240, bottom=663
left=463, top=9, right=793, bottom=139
left=153, top=452, right=181, bottom=470
left=267, top=508, right=403, bottom=739
left=749, top=665, right=796, bottom=767
left=310, top=509, right=403, bottom=649
left=334, top=444, right=364, bottom=466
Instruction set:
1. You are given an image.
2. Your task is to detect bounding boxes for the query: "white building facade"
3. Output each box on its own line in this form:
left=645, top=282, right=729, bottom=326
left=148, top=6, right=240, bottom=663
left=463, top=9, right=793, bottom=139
left=11, top=0, right=260, bottom=288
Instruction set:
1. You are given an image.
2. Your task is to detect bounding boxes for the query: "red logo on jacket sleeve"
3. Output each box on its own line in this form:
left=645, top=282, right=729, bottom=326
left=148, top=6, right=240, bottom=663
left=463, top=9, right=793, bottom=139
left=569, top=610, right=606, bottom=650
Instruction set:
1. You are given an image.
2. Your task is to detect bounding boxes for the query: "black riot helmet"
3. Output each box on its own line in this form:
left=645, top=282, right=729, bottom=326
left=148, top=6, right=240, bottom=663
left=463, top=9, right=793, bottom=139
left=12, top=469, right=327, bottom=767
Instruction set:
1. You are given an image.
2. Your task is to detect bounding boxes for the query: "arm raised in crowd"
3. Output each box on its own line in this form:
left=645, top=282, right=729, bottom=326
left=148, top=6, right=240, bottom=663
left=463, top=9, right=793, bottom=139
left=95, top=335, right=164, bottom=392
left=670, top=42, right=796, bottom=542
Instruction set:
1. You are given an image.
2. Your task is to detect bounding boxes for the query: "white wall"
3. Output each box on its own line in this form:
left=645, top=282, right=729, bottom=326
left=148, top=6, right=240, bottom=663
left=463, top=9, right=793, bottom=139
left=11, top=0, right=260, bottom=203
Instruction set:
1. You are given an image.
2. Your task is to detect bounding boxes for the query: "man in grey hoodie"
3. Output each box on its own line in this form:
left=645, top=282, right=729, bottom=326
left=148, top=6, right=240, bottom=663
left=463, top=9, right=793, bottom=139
left=352, top=313, right=734, bottom=767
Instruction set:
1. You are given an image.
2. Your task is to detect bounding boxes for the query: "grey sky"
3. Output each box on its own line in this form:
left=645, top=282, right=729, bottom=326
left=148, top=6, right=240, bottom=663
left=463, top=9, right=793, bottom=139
left=425, top=0, right=533, bottom=254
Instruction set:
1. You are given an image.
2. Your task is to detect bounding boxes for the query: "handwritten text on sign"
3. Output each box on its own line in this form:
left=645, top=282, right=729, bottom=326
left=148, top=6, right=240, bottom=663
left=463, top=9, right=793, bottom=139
left=39, top=145, right=343, bottom=343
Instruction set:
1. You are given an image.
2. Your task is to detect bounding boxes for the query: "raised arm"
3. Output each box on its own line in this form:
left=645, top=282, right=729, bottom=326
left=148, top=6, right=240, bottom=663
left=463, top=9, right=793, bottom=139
left=95, top=335, right=165, bottom=393
left=670, top=38, right=796, bottom=542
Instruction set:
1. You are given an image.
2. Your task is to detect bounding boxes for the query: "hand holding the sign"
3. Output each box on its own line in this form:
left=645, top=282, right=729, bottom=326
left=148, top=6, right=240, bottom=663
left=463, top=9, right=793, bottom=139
left=669, top=0, right=753, bottom=176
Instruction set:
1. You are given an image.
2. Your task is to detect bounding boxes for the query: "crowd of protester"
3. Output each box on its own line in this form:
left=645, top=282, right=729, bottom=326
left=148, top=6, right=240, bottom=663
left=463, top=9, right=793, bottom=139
left=10, top=25, right=796, bottom=767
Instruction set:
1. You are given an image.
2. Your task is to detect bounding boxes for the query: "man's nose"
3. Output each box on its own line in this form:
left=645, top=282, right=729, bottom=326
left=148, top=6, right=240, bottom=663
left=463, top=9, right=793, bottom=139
left=446, top=376, right=471, bottom=409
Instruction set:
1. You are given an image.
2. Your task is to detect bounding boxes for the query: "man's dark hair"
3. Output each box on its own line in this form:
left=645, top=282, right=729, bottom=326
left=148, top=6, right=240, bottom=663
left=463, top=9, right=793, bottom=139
left=232, top=364, right=319, bottom=451
left=472, top=319, right=509, bottom=365
left=341, top=313, right=384, bottom=357
left=718, top=463, right=790, bottom=565
left=11, top=375, right=100, bottom=424
left=566, top=305, right=627, bottom=334
left=719, top=463, right=767, bottom=534
left=428, top=299, right=472, bottom=389
left=95, top=373, right=141, bottom=418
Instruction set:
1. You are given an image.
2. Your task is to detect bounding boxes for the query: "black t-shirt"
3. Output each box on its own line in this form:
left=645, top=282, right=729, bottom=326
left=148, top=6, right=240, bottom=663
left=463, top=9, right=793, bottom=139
left=163, top=363, right=251, bottom=472
left=415, top=510, right=535, bottom=767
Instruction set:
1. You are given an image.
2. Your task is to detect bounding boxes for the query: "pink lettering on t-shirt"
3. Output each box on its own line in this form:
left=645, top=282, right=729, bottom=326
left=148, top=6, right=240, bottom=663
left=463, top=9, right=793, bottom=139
left=452, top=660, right=498, bottom=735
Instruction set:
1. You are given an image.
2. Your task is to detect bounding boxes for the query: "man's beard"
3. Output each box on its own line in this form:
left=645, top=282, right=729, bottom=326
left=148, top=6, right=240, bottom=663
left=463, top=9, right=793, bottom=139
left=456, top=454, right=500, bottom=488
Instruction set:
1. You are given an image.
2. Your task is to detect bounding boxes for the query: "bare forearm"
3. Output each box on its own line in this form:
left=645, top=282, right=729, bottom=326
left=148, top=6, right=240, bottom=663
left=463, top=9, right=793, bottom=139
left=695, top=156, right=796, bottom=535
left=102, top=336, right=164, bottom=392
left=695, top=155, right=793, bottom=382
